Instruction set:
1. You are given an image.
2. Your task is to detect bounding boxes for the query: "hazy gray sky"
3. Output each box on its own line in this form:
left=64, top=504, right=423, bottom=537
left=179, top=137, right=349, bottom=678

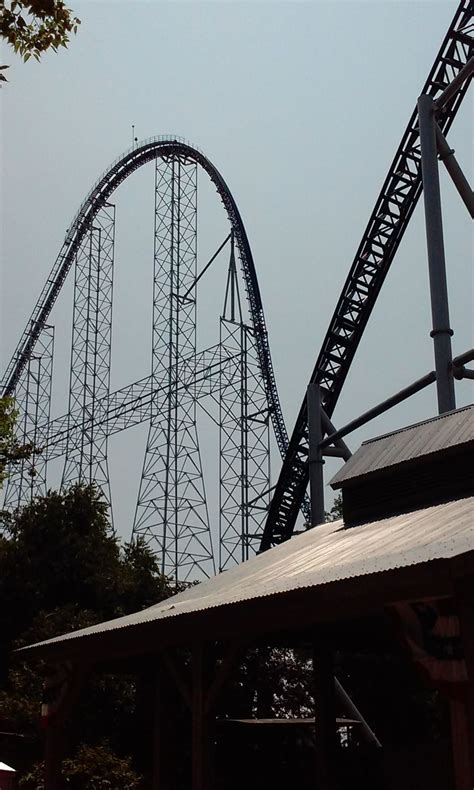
left=1, top=1, right=473, bottom=544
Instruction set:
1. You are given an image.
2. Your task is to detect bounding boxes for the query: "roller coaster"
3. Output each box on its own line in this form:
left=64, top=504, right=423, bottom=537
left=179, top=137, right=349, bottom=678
left=2, top=0, right=473, bottom=580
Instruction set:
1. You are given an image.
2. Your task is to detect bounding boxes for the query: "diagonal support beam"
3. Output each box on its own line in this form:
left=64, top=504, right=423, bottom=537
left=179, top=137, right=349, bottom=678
left=435, top=125, right=474, bottom=218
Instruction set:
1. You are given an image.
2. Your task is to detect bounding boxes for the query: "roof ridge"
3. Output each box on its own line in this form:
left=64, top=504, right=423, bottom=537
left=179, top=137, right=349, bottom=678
left=361, top=404, right=474, bottom=446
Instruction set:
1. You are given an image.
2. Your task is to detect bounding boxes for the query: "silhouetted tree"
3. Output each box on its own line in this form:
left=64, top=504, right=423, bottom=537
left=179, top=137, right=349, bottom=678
left=0, top=483, right=175, bottom=785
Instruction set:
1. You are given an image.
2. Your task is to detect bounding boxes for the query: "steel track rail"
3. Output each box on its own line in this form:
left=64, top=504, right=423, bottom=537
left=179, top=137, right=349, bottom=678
left=260, top=0, right=473, bottom=550
left=2, top=137, right=303, bottom=510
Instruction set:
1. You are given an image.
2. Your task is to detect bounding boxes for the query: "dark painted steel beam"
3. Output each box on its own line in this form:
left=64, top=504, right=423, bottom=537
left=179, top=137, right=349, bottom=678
left=418, top=93, right=456, bottom=414
left=319, top=371, right=437, bottom=449
left=434, top=54, right=474, bottom=109
left=453, top=348, right=474, bottom=367
left=307, top=383, right=325, bottom=526
left=260, top=0, right=473, bottom=551
left=435, top=125, right=474, bottom=218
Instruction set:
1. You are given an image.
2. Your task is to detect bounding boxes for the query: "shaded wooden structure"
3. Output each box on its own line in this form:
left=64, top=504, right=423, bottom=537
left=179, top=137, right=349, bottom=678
left=21, top=405, right=474, bottom=789
left=0, top=761, right=16, bottom=790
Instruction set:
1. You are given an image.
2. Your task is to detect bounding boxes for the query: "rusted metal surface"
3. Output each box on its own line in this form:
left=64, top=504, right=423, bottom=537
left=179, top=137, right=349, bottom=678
left=330, top=405, right=474, bottom=488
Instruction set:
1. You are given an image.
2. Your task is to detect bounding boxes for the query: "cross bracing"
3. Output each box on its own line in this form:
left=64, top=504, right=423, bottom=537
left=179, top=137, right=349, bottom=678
left=61, top=204, right=115, bottom=518
left=132, top=158, right=216, bottom=580
left=2, top=0, right=471, bottom=582
left=3, top=325, right=55, bottom=510
left=17, top=345, right=241, bottom=462
left=2, top=145, right=282, bottom=581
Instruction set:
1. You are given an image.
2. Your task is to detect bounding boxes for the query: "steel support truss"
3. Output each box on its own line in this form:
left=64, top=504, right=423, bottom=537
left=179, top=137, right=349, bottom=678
left=133, top=157, right=215, bottom=581
left=61, top=203, right=115, bottom=519
left=3, top=155, right=271, bottom=580
left=1, top=134, right=294, bottom=578
left=218, top=241, right=271, bottom=570
left=3, top=324, right=54, bottom=509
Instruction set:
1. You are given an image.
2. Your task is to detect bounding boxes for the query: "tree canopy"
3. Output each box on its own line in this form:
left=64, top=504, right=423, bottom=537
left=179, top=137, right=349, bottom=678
left=0, top=0, right=80, bottom=80
left=0, top=396, right=36, bottom=488
left=0, top=483, right=175, bottom=785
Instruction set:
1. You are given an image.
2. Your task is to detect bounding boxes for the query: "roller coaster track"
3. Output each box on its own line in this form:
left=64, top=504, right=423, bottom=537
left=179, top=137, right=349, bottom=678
left=1, top=138, right=298, bottom=502
left=260, top=0, right=473, bottom=550
left=3, top=2, right=472, bottom=554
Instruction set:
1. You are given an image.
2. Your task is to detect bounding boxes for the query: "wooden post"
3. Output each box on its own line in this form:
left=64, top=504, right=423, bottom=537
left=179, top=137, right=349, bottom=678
left=313, top=638, right=337, bottom=790
left=450, top=697, right=471, bottom=790
left=44, top=724, right=63, bottom=790
left=164, top=641, right=240, bottom=790
left=135, top=667, right=154, bottom=780
left=151, top=668, right=163, bottom=790
left=457, top=580, right=474, bottom=788
left=43, top=663, right=84, bottom=790
left=152, top=660, right=178, bottom=790
left=192, top=642, right=209, bottom=790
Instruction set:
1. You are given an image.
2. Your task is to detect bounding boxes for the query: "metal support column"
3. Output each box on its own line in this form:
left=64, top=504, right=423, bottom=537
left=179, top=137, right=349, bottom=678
left=307, top=383, right=325, bottom=526
left=133, top=156, right=215, bottom=582
left=418, top=94, right=456, bottom=414
left=62, top=203, right=115, bottom=516
left=3, top=324, right=54, bottom=509
left=218, top=239, right=270, bottom=570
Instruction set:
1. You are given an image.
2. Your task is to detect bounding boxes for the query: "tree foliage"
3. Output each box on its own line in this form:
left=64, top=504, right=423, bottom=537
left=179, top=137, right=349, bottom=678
left=219, top=646, right=313, bottom=720
left=0, top=396, right=35, bottom=487
left=0, top=483, right=174, bottom=785
left=325, top=492, right=343, bottom=522
left=1, top=483, right=172, bottom=637
left=20, top=745, right=141, bottom=789
left=0, top=0, right=80, bottom=70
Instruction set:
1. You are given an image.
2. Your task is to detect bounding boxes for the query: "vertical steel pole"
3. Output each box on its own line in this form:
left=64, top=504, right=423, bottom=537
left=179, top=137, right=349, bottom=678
left=307, top=383, right=325, bottom=526
left=417, top=94, right=456, bottom=415
left=241, top=324, right=248, bottom=562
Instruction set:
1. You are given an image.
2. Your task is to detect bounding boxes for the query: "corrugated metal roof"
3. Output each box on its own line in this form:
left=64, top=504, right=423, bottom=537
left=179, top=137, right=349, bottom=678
left=330, top=404, right=474, bottom=488
left=21, top=496, right=474, bottom=654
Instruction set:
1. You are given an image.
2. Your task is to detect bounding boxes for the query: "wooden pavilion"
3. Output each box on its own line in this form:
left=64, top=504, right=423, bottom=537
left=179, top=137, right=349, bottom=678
left=21, top=404, right=474, bottom=789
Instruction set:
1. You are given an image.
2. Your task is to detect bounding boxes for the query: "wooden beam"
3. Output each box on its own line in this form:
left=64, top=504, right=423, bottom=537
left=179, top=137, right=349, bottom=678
left=162, top=649, right=192, bottom=709
left=135, top=667, right=156, bottom=779
left=457, top=577, right=474, bottom=788
left=450, top=697, right=471, bottom=790
left=151, top=670, right=162, bottom=790
left=191, top=642, right=209, bottom=790
left=44, top=724, right=63, bottom=790
left=23, top=556, right=459, bottom=665
left=43, top=663, right=86, bottom=790
left=205, top=641, right=244, bottom=714
left=313, top=638, right=336, bottom=790
left=151, top=660, right=178, bottom=790
left=162, top=641, right=242, bottom=788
